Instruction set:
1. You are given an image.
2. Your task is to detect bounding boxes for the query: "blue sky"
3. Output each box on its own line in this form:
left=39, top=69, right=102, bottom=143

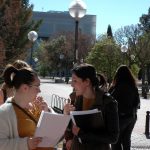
left=29, top=0, right=150, bottom=36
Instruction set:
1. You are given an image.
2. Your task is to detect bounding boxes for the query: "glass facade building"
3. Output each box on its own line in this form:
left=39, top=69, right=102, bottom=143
left=32, top=11, right=96, bottom=40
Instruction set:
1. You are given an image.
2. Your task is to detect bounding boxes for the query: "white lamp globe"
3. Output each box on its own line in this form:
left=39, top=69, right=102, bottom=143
left=28, top=31, right=38, bottom=42
left=121, top=45, right=128, bottom=53
left=69, top=0, right=87, bottom=20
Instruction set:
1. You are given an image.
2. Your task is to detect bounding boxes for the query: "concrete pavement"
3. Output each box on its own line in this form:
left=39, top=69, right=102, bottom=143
left=131, top=98, right=150, bottom=149
left=40, top=78, right=150, bottom=149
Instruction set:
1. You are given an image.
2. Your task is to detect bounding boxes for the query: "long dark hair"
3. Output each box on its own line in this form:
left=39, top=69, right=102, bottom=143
left=72, top=64, right=100, bottom=90
left=112, top=65, right=136, bottom=87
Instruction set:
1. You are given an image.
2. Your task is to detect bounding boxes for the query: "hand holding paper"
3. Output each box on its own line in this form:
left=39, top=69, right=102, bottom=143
left=70, top=109, right=104, bottom=132
left=34, top=111, right=70, bottom=147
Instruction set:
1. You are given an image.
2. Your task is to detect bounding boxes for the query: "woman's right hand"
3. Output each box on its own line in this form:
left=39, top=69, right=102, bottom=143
left=63, top=103, right=75, bottom=115
left=66, top=140, right=72, bottom=150
left=27, top=137, right=42, bottom=150
left=35, top=96, right=49, bottom=112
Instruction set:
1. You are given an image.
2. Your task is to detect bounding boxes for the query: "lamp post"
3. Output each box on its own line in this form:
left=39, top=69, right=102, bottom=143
left=69, top=0, right=87, bottom=65
left=59, top=54, right=64, bottom=77
left=130, top=54, right=135, bottom=61
left=121, top=45, right=128, bottom=64
left=28, top=31, right=38, bottom=67
left=59, top=54, right=64, bottom=60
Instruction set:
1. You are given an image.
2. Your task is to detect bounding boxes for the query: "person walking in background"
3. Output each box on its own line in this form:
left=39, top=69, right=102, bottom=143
left=0, top=64, right=54, bottom=150
left=64, top=64, right=119, bottom=150
left=108, top=65, right=140, bottom=150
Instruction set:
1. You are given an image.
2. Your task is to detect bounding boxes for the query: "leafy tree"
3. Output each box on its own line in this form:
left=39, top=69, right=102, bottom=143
left=52, top=31, right=94, bottom=63
left=139, top=7, right=150, bottom=33
left=78, top=33, right=95, bottom=61
left=35, top=35, right=73, bottom=76
left=114, top=25, right=141, bottom=68
left=139, top=7, right=150, bottom=94
left=35, top=31, right=94, bottom=75
left=86, top=36, right=121, bottom=84
left=0, top=0, right=42, bottom=64
left=114, top=23, right=150, bottom=94
left=107, top=24, right=113, bottom=38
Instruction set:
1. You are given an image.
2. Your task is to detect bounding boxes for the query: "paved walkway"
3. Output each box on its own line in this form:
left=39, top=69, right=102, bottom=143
left=131, top=98, right=150, bottom=149
left=40, top=78, right=150, bottom=149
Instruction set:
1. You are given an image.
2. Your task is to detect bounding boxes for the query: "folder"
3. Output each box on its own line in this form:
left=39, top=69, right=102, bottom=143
left=70, top=109, right=104, bottom=132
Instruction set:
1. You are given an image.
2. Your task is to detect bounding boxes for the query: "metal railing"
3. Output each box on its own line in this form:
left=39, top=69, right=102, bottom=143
left=51, top=94, right=70, bottom=113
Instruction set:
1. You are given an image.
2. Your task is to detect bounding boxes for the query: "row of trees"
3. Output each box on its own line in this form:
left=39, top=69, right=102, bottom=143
left=33, top=7, right=150, bottom=81
left=87, top=8, right=150, bottom=83
left=0, top=1, right=150, bottom=83
left=35, top=32, right=94, bottom=76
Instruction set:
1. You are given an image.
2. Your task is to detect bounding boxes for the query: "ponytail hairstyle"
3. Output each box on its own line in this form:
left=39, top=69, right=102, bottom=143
left=72, top=64, right=100, bottom=90
left=3, top=64, right=37, bottom=89
left=97, top=73, right=107, bottom=89
left=12, top=60, right=31, bottom=69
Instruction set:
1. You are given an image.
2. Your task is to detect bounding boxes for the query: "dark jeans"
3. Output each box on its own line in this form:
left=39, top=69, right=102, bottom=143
left=111, top=114, right=137, bottom=150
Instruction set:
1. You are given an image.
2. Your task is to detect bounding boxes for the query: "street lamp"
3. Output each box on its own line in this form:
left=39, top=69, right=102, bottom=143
left=59, top=54, right=64, bottom=60
left=34, top=57, right=38, bottom=63
left=69, top=0, right=87, bottom=64
left=28, top=31, right=38, bottom=67
left=59, top=54, right=64, bottom=77
left=121, top=45, right=128, bottom=53
left=121, top=45, right=128, bottom=64
left=130, top=54, right=135, bottom=61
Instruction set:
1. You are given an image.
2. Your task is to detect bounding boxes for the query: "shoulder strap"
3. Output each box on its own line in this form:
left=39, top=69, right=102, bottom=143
left=7, top=101, right=37, bottom=124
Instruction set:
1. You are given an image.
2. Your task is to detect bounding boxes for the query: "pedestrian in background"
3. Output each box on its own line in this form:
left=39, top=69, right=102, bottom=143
left=108, top=65, right=140, bottom=150
left=0, top=64, right=54, bottom=150
left=64, top=64, right=119, bottom=150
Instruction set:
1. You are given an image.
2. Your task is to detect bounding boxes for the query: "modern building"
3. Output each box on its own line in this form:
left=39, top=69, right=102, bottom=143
left=0, top=11, right=96, bottom=72
left=32, top=11, right=96, bottom=40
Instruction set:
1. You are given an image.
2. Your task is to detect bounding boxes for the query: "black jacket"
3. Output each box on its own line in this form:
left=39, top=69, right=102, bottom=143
left=65, top=89, right=119, bottom=150
left=109, top=84, right=140, bottom=116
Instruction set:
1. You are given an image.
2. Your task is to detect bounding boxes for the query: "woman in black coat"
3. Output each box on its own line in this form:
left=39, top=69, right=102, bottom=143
left=64, top=64, right=119, bottom=150
left=109, top=65, right=140, bottom=150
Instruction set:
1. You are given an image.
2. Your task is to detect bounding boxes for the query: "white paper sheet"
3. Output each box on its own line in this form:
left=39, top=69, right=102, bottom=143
left=70, top=109, right=99, bottom=116
left=34, top=111, right=70, bottom=147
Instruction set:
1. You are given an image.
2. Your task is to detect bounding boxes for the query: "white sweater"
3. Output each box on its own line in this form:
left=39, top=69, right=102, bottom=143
left=0, top=100, right=28, bottom=150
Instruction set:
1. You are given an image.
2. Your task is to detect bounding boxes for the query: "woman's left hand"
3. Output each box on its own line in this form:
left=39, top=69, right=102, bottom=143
left=64, top=103, right=75, bottom=115
left=72, top=124, right=80, bottom=136
left=34, top=96, right=49, bottom=112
